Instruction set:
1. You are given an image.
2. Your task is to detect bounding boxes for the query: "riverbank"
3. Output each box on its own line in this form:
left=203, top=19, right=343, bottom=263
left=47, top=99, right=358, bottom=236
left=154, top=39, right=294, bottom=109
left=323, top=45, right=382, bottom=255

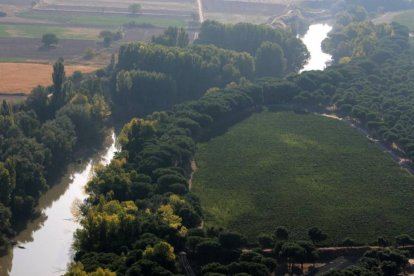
left=0, top=131, right=118, bottom=276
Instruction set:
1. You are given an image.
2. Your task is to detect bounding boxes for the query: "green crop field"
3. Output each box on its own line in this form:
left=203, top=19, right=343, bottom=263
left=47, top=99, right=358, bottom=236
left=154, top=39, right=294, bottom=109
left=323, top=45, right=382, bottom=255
left=17, top=11, right=187, bottom=28
left=192, top=111, right=414, bottom=243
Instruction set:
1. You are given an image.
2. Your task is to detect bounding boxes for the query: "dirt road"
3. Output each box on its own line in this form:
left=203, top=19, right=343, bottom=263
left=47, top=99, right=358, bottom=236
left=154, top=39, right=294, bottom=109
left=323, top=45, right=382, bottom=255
left=197, top=0, right=204, bottom=23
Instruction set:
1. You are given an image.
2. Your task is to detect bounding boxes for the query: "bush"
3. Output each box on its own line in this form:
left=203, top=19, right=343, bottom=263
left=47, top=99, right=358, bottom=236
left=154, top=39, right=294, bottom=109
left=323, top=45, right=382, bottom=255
left=83, top=48, right=96, bottom=60
left=42, top=33, right=58, bottom=47
left=257, top=233, right=273, bottom=248
left=219, top=232, right=246, bottom=249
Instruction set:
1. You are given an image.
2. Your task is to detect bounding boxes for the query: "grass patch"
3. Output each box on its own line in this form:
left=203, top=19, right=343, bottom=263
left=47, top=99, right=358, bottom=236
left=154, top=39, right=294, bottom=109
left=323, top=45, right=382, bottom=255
left=17, top=11, right=187, bottom=28
left=0, top=25, right=9, bottom=37
left=192, top=111, right=414, bottom=243
left=0, top=57, right=30, bottom=62
left=394, top=10, right=414, bottom=31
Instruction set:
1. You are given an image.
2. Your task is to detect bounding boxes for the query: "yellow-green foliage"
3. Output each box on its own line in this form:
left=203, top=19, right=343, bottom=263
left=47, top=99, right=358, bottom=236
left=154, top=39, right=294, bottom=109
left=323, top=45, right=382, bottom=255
left=66, top=263, right=116, bottom=276
left=119, top=118, right=158, bottom=147
left=143, top=241, right=176, bottom=262
left=158, top=203, right=188, bottom=236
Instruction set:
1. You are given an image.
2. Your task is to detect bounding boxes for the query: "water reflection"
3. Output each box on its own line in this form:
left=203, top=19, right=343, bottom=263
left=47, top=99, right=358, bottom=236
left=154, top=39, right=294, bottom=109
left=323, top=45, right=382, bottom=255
left=300, top=23, right=333, bottom=72
left=0, top=131, right=118, bottom=276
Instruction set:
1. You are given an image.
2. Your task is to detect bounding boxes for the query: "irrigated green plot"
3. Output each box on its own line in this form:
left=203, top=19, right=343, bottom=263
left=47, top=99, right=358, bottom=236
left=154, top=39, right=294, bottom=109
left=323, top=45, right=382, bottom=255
left=193, top=111, right=414, bottom=243
left=17, top=11, right=187, bottom=28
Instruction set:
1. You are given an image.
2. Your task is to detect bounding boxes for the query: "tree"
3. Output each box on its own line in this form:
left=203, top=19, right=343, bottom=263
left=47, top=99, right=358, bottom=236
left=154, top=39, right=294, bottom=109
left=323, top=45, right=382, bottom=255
left=143, top=241, right=176, bottom=270
left=151, top=27, right=189, bottom=48
left=274, top=226, right=289, bottom=241
left=99, top=30, right=122, bottom=48
left=378, top=236, right=389, bottom=247
left=395, top=234, right=414, bottom=247
left=0, top=162, right=15, bottom=206
left=42, top=33, right=58, bottom=47
left=51, top=59, right=66, bottom=109
left=0, top=100, right=12, bottom=116
left=308, top=227, right=327, bottom=244
left=255, top=41, right=286, bottom=78
left=128, top=3, right=141, bottom=15
left=279, top=242, right=306, bottom=272
left=218, top=231, right=246, bottom=249
left=257, top=233, right=273, bottom=248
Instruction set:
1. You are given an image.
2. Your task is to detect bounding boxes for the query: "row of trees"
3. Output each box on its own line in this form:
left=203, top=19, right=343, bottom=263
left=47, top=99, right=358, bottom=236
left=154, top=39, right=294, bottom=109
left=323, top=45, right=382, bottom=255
left=113, top=42, right=254, bottom=118
left=109, top=22, right=309, bottom=119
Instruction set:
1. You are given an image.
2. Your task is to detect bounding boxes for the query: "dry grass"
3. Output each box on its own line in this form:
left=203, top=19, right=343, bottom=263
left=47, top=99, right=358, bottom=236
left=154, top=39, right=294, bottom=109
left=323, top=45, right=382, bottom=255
left=0, top=62, right=97, bottom=93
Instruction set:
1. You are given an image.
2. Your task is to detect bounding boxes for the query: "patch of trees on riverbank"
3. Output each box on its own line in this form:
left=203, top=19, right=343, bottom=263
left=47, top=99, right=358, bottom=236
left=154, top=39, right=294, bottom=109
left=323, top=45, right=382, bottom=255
left=0, top=60, right=110, bottom=252
left=108, top=22, right=308, bottom=119
left=196, top=20, right=309, bottom=74
left=322, top=1, right=410, bottom=63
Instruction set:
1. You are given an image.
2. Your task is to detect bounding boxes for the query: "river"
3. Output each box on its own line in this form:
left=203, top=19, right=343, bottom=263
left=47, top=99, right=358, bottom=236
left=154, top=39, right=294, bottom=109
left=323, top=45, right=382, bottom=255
left=300, top=23, right=333, bottom=72
left=0, top=23, right=332, bottom=276
left=0, top=132, right=119, bottom=276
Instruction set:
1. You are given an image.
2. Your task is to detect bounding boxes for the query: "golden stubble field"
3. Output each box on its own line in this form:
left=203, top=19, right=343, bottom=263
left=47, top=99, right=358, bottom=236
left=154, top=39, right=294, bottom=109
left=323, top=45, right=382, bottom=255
left=0, top=62, right=97, bottom=93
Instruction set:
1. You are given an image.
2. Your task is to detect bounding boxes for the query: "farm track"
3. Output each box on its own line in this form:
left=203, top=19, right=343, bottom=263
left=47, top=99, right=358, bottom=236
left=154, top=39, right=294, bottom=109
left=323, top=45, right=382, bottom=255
left=188, top=160, right=197, bottom=191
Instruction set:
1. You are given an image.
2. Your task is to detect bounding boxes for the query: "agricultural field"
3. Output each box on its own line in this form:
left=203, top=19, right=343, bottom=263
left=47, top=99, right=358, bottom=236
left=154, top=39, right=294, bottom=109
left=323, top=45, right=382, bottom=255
left=0, top=37, right=98, bottom=61
left=0, top=0, right=190, bottom=61
left=15, top=11, right=188, bottom=28
left=37, top=0, right=197, bottom=15
left=393, top=10, right=414, bottom=31
left=0, top=23, right=101, bottom=40
left=192, top=111, right=414, bottom=243
left=203, top=0, right=288, bottom=24
left=0, top=62, right=97, bottom=93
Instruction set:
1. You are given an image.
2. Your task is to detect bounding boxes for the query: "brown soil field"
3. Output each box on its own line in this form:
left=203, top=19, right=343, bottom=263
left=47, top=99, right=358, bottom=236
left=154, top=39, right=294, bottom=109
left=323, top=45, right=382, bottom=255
left=0, top=62, right=97, bottom=93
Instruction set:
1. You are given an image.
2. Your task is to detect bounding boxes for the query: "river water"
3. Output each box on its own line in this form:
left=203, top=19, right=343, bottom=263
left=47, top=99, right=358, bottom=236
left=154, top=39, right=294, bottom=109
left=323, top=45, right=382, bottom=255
left=300, top=23, right=333, bottom=72
left=0, top=132, right=118, bottom=276
left=0, top=23, right=332, bottom=276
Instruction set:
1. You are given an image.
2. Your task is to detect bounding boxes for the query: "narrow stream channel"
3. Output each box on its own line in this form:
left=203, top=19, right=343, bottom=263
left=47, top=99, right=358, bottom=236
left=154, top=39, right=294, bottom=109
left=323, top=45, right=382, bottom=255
left=0, top=131, right=119, bottom=276
left=0, top=23, right=332, bottom=276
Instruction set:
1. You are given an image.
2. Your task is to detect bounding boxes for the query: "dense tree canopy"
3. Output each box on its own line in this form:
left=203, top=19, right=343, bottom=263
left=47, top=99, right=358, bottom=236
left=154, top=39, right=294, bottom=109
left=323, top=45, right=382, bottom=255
left=196, top=20, right=309, bottom=73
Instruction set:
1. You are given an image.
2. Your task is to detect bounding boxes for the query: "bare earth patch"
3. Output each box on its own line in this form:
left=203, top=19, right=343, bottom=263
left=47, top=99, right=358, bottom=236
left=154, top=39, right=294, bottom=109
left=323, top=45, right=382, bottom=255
left=0, top=62, right=97, bottom=93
